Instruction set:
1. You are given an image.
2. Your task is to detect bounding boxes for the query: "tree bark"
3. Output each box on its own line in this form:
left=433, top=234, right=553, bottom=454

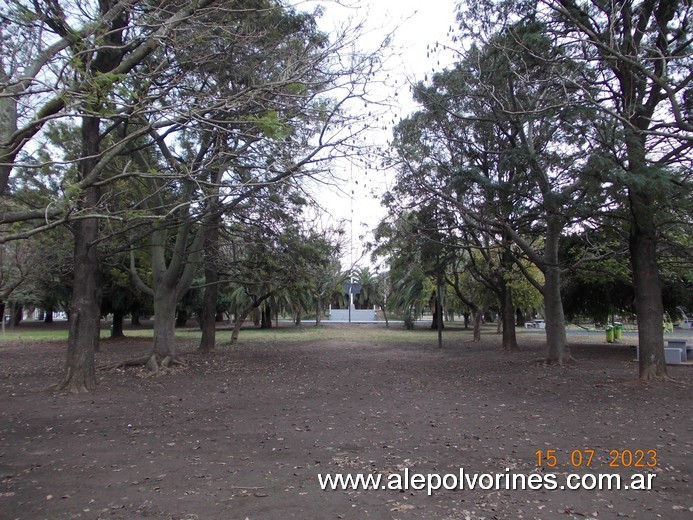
left=152, top=291, right=178, bottom=358
left=624, top=120, right=667, bottom=378
left=199, top=268, right=219, bottom=352
left=261, top=306, right=272, bottom=329
left=231, top=303, right=254, bottom=344
left=315, top=299, right=322, bottom=325
left=60, top=199, right=100, bottom=392
left=543, top=219, right=569, bottom=362
left=629, top=188, right=667, bottom=379
left=499, top=277, right=519, bottom=351
left=379, top=304, right=389, bottom=327
left=472, top=305, right=486, bottom=342
left=111, top=310, right=125, bottom=338
left=58, top=106, right=102, bottom=393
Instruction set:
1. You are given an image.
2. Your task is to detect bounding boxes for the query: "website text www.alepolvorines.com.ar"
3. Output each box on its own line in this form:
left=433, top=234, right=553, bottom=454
left=318, top=468, right=657, bottom=496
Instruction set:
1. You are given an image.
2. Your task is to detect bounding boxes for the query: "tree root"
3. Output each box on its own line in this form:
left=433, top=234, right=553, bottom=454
left=98, top=353, right=188, bottom=373
left=629, top=374, right=686, bottom=386
left=49, top=367, right=98, bottom=394
left=534, top=355, right=578, bottom=367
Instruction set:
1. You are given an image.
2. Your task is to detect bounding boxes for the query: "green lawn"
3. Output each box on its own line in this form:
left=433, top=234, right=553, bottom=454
left=0, top=320, right=487, bottom=345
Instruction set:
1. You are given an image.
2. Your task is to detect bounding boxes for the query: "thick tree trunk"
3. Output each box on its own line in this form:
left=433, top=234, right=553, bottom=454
left=199, top=268, right=219, bottom=352
left=544, top=265, right=569, bottom=363
left=59, top=207, right=100, bottom=392
left=111, top=310, right=125, bottom=338
left=44, top=308, right=53, bottom=323
left=543, top=222, right=569, bottom=363
left=261, top=306, right=272, bottom=329
left=630, top=191, right=667, bottom=379
left=58, top=109, right=102, bottom=393
left=430, top=293, right=444, bottom=330
left=9, top=303, right=22, bottom=328
left=626, top=129, right=667, bottom=380
left=152, top=291, right=178, bottom=358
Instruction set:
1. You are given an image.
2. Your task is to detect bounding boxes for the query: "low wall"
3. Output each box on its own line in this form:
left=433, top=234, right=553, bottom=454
left=329, top=309, right=377, bottom=322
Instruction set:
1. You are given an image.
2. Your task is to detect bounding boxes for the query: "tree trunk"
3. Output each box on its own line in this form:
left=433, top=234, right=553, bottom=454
left=630, top=190, right=667, bottom=379
left=152, top=291, right=178, bottom=358
left=543, top=220, right=569, bottom=363
left=59, top=204, right=100, bottom=392
left=543, top=265, right=569, bottom=363
left=380, top=304, right=389, bottom=327
left=58, top=109, right=102, bottom=393
left=315, top=299, right=322, bottom=325
left=175, top=309, right=188, bottom=328
left=430, top=293, right=444, bottom=330
left=231, top=315, right=245, bottom=344
left=9, top=303, right=22, bottom=328
left=230, top=300, right=257, bottom=344
left=111, top=310, right=125, bottom=338
left=500, top=279, right=519, bottom=351
left=261, top=306, right=272, bottom=329
left=472, top=304, right=487, bottom=342
left=199, top=267, right=219, bottom=352
left=515, top=309, right=524, bottom=327
left=44, top=308, right=53, bottom=323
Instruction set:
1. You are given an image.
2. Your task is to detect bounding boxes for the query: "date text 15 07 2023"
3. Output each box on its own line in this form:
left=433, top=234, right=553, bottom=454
left=535, top=449, right=657, bottom=468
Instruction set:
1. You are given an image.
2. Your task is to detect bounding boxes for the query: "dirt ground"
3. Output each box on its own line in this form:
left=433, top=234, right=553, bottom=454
left=0, top=325, right=691, bottom=520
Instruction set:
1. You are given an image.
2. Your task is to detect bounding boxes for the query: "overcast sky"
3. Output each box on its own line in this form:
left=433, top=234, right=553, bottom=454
left=296, top=0, right=460, bottom=268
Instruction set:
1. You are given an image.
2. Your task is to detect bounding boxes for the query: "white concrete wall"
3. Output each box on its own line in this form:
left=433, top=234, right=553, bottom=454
left=329, top=308, right=377, bottom=322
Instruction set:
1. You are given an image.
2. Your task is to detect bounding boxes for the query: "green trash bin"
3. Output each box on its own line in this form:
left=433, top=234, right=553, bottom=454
left=614, top=322, right=622, bottom=340
left=605, top=325, right=614, bottom=343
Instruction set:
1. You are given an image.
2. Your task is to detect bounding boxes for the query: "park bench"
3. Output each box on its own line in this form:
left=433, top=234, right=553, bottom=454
left=664, top=339, right=693, bottom=364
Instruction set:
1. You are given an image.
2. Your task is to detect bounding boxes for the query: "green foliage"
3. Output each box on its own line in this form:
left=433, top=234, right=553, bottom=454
left=244, top=111, right=291, bottom=140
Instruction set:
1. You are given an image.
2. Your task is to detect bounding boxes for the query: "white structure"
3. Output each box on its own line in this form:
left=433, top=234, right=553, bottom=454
left=329, top=305, right=378, bottom=322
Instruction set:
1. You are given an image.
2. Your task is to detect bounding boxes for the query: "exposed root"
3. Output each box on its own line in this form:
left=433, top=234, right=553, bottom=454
left=51, top=378, right=97, bottom=394
left=99, top=353, right=188, bottom=374
left=534, top=355, right=578, bottom=367
left=49, top=367, right=98, bottom=394
left=628, top=375, right=686, bottom=387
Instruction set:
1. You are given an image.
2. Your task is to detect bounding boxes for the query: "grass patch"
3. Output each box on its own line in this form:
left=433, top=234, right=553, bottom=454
left=0, top=320, right=489, bottom=345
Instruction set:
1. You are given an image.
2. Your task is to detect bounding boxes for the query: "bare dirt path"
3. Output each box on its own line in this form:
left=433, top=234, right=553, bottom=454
left=0, top=326, right=691, bottom=519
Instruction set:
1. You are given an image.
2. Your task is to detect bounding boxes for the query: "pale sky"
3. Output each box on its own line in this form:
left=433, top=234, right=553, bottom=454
left=296, top=0, right=460, bottom=268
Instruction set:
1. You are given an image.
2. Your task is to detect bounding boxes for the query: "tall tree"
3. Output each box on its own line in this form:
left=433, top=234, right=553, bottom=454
left=1, top=0, right=224, bottom=391
left=536, top=0, right=693, bottom=379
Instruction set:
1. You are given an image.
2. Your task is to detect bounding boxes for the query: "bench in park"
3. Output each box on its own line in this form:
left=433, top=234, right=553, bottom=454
left=664, top=339, right=693, bottom=365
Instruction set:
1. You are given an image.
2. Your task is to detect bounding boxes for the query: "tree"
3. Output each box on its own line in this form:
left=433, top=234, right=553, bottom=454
left=121, top=0, right=388, bottom=361
left=534, top=0, right=693, bottom=377
left=2, top=0, right=390, bottom=384
left=1, top=0, right=225, bottom=392
left=0, top=239, right=42, bottom=332
left=357, top=266, right=392, bottom=326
